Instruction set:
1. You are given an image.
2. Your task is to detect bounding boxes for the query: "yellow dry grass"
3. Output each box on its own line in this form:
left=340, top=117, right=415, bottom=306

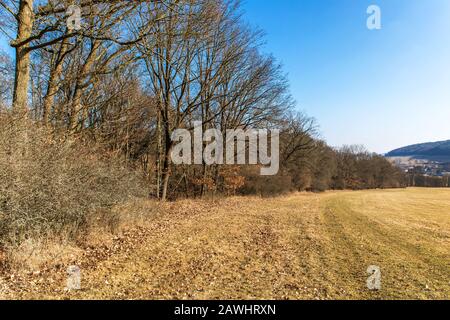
left=1, top=188, right=449, bottom=300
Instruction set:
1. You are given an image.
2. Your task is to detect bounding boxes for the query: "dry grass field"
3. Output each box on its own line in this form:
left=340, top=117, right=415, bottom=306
left=1, top=188, right=449, bottom=300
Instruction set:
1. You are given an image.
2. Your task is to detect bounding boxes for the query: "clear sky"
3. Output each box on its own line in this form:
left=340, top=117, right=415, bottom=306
left=242, top=0, right=450, bottom=153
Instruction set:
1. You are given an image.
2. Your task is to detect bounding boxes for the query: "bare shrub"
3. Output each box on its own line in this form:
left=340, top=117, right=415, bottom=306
left=0, top=114, right=148, bottom=248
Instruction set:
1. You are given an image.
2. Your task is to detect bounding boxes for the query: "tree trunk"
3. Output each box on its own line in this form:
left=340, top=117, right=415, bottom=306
left=160, top=121, right=172, bottom=201
left=43, top=40, right=68, bottom=125
left=12, top=0, right=34, bottom=113
left=160, top=147, right=172, bottom=201
left=70, top=41, right=100, bottom=131
left=156, top=109, right=162, bottom=199
left=200, top=163, right=207, bottom=197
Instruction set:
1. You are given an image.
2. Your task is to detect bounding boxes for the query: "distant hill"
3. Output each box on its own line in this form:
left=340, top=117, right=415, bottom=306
left=386, top=140, right=450, bottom=162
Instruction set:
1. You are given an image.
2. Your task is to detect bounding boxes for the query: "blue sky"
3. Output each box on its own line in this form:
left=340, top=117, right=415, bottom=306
left=242, top=0, right=450, bottom=153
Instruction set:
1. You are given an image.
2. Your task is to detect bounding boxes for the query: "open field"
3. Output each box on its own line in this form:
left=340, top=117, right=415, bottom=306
left=1, top=188, right=449, bottom=300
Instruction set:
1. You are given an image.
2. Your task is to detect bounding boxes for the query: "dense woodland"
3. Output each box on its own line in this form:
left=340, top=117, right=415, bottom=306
left=0, top=1, right=409, bottom=244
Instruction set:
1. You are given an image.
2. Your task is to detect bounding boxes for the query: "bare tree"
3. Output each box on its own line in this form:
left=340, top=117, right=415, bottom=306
left=0, top=50, right=13, bottom=108
left=1, top=0, right=155, bottom=113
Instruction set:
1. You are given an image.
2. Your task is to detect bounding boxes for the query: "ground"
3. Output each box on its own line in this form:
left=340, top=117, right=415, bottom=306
left=1, top=188, right=449, bottom=300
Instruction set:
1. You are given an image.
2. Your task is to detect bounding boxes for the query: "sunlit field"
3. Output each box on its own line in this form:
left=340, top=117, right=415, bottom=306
left=2, top=188, right=448, bottom=300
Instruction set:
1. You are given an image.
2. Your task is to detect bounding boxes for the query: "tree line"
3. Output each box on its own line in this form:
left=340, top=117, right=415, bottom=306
left=0, top=0, right=407, bottom=202
left=406, top=167, right=450, bottom=188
